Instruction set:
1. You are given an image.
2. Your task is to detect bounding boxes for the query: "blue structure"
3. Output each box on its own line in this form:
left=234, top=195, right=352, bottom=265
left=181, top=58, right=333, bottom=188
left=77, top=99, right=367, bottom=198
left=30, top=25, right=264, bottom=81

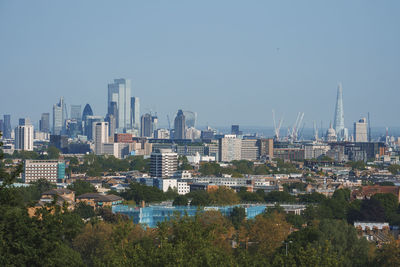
left=57, top=162, right=65, bottom=180
left=112, top=204, right=268, bottom=228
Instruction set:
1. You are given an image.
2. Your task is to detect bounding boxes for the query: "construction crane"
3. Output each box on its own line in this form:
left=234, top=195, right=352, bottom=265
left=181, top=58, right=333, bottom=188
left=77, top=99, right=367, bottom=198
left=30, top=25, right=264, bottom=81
left=288, top=112, right=304, bottom=142
left=272, top=109, right=284, bottom=141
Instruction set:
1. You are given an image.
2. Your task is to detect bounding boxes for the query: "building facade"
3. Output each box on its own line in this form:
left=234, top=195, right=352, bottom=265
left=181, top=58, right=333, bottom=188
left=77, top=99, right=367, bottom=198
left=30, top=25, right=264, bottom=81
left=140, top=113, right=153, bottom=138
left=219, top=135, right=241, bottom=162
left=23, top=160, right=65, bottom=183
left=40, top=113, right=50, bottom=133
left=131, top=97, right=140, bottom=130
left=93, top=121, right=109, bottom=155
left=15, top=124, right=34, bottom=151
left=150, top=149, right=178, bottom=178
left=108, top=79, right=131, bottom=131
left=174, top=110, right=186, bottom=139
left=354, top=118, right=368, bottom=143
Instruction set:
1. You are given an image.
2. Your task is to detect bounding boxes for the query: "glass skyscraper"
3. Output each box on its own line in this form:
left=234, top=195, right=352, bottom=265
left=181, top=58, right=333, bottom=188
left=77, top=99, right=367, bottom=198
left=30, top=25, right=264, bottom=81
left=131, top=97, right=140, bottom=130
left=108, top=79, right=131, bottom=132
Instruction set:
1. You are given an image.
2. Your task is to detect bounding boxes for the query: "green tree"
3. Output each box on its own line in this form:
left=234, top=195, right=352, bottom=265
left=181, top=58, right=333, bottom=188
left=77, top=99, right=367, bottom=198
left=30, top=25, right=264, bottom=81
left=209, top=186, right=240, bottom=205
left=47, top=146, right=61, bottom=159
left=188, top=190, right=210, bottom=206
left=388, top=164, right=400, bottom=175
left=67, top=180, right=97, bottom=196
left=173, top=195, right=189, bottom=206
left=74, top=202, right=96, bottom=219
left=230, top=206, right=246, bottom=229
left=265, top=191, right=296, bottom=203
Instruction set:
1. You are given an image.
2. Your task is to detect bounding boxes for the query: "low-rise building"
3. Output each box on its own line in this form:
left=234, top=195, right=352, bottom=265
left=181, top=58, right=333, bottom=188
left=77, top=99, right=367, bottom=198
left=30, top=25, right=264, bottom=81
left=76, top=193, right=123, bottom=208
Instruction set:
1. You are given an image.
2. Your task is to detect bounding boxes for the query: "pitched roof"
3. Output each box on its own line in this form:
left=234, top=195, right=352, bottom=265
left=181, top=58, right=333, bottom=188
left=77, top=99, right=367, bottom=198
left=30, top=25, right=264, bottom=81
left=42, top=188, right=73, bottom=195
left=76, top=193, right=123, bottom=202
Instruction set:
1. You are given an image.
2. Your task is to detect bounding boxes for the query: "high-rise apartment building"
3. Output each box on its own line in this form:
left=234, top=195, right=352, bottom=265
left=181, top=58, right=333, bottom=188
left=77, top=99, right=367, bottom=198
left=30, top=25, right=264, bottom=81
left=108, top=79, right=131, bottom=131
left=3, top=115, right=12, bottom=139
left=15, top=124, right=34, bottom=151
left=174, top=110, right=185, bottom=139
left=93, top=121, right=109, bottom=155
left=140, top=113, right=153, bottom=138
left=53, top=97, right=67, bottom=135
left=131, top=97, right=140, bottom=130
left=150, top=149, right=178, bottom=178
left=219, top=135, right=242, bottom=162
left=40, top=113, right=50, bottom=133
left=354, top=118, right=368, bottom=143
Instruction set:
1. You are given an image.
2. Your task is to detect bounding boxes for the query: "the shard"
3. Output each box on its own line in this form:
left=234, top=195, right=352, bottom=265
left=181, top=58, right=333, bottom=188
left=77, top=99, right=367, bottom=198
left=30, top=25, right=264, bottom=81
left=333, top=83, right=348, bottom=141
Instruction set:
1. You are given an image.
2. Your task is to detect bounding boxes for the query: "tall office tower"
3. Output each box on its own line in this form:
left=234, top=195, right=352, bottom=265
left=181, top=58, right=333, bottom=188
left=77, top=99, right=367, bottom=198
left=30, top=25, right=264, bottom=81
left=15, top=124, right=34, bottom=151
left=130, top=97, right=140, bottom=130
left=231, top=125, right=243, bottom=135
left=85, top=116, right=103, bottom=140
left=140, top=113, right=153, bottom=137
left=19, top=118, right=30, bottom=126
left=218, top=135, right=242, bottom=162
left=82, top=104, right=93, bottom=122
left=53, top=97, right=67, bottom=135
left=3, top=115, right=12, bottom=139
left=105, top=114, right=116, bottom=138
left=354, top=118, right=368, bottom=142
left=70, top=105, right=82, bottom=122
left=39, top=113, right=50, bottom=133
left=152, top=115, right=158, bottom=131
left=0, top=119, right=3, bottom=135
left=93, top=121, right=109, bottom=155
left=333, top=83, right=348, bottom=141
left=174, top=110, right=186, bottom=139
left=150, top=149, right=178, bottom=178
left=108, top=79, right=131, bottom=131
left=183, top=111, right=197, bottom=128
left=107, top=101, right=118, bottom=119
left=82, top=104, right=93, bottom=136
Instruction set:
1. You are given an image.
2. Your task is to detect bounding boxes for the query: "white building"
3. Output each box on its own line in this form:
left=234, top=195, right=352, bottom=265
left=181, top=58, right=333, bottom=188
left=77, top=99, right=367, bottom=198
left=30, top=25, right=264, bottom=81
left=93, top=122, right=109, bottom=155
left=177, top=181, right=190, bottom=195
left=23, top=160, right=65, bottom=183
left=15, top=124, right=34, bottom=151
left=150, top=149, right=178, bottom=178
left=354, top=118, right=368, bottom=142
left=185, top=127, right=201, bottom=141
left=219, top=135, right=241, bottom=162
left=154, top=128, right=170, bottom=139
left=155, top=178, right=178, bottom=192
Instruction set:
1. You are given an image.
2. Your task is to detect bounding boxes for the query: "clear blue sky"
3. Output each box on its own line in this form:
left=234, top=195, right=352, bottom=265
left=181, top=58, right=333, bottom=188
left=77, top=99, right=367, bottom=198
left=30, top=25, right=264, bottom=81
left=0, top=0, right=399, bottom=129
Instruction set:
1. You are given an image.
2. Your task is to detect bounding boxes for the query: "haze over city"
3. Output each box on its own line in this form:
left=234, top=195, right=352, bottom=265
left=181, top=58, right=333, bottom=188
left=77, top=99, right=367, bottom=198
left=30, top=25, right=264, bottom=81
left=1, top=0, right=399, bottom=128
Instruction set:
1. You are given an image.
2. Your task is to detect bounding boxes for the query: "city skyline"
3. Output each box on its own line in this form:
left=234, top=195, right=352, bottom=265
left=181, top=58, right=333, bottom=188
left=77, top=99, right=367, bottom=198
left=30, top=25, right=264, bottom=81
left=1, top=1, right=399, bottom=128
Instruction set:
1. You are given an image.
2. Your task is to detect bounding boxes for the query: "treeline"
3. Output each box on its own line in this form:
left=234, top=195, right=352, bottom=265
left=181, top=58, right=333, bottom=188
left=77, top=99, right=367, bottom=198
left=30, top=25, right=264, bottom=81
left=2, top=179, right=400, bottom=265
left=66, top=155, right=150, bottom=176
